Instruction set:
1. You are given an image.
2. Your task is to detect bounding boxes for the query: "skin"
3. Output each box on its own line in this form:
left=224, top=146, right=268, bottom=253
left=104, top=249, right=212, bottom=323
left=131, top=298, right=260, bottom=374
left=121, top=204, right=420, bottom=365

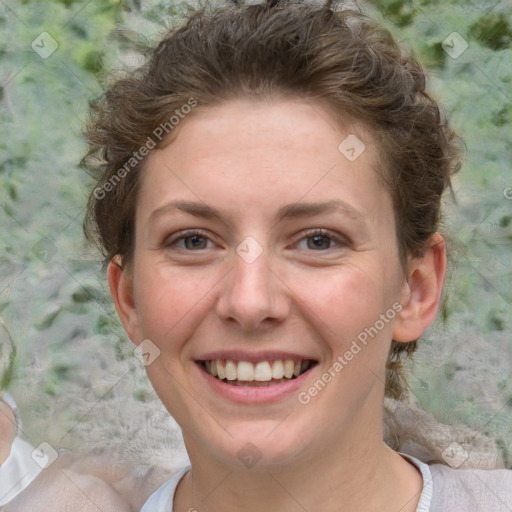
left=0, top=399, right=16, bottom=465
left=0, top=442, right=174, bottom=512
left=0, top=400, right=136, bottom=511
left=3, top=457, right=133, bottom=512
left=0, top=443, right=174, bottom=512
left=107, top=96, right=446, bottom=512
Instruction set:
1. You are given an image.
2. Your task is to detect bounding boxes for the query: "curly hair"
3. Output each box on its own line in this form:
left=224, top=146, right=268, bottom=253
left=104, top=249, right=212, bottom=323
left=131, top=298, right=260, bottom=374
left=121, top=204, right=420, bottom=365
left=82, top=0, right=462, bottom=399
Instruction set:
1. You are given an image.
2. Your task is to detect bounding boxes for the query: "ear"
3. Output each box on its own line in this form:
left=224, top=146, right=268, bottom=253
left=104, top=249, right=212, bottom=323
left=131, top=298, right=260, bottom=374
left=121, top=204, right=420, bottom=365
left=108, top=256, right=140, bottom=346
left=392, top=233, right=447, bottom=342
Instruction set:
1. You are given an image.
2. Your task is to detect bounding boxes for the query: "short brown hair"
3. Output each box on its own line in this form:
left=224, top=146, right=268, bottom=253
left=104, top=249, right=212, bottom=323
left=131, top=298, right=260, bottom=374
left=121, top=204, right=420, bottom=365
left=82, top=0, right=462, bottom=399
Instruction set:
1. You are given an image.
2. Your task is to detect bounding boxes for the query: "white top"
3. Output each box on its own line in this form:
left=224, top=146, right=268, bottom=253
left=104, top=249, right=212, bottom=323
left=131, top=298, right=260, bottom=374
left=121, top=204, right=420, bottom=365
left=140, top=453, right=512, bottom=511
left=0, top=437, right=44, bottom=506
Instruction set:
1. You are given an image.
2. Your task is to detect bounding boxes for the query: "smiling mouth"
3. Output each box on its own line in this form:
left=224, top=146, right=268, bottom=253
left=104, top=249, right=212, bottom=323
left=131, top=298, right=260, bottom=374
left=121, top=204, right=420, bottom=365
left=197, top=359, right=316, bottom=387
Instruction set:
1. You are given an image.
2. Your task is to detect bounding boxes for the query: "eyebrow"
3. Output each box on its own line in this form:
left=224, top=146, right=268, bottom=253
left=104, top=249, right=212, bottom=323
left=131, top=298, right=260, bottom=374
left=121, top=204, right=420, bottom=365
left=276, top=200, right=365, bottom=223
left=148, top=199, right=367, bottom=227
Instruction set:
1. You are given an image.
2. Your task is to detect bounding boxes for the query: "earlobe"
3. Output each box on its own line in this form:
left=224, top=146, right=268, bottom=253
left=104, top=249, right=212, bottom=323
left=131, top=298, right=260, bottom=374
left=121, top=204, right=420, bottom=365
left=107, top=256, right=140, bottom=346
left=392, top=233, right=447, bottom=343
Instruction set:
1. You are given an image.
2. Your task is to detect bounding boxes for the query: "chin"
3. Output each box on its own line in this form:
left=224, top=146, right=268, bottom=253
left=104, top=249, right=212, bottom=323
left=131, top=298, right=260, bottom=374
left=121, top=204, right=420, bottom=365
left=184, top=417, right=314, bottom=471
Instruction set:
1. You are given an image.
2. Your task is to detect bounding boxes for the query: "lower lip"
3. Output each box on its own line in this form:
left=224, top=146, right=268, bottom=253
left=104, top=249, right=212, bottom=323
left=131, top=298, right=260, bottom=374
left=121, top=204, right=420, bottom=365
left=196, top=363, right=315, bottom=404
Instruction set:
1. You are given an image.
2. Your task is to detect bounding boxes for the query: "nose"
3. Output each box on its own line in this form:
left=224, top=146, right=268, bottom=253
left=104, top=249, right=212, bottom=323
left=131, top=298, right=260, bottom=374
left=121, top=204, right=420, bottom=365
left=215, top=249, right=290, bottom=331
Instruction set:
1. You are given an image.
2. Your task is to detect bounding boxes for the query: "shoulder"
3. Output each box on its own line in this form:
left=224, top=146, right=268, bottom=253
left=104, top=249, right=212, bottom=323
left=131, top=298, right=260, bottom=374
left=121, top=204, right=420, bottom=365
left=429, top=463, right=512, bottom=512
left=3, top=456, right=132, bottom=512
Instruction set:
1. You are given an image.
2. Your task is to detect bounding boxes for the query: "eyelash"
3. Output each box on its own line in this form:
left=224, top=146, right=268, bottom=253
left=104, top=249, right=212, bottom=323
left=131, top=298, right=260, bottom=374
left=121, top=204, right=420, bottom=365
left=296, top=228, right=347, bottom=251
left=165, top=229, right=215, bottom=251
left=164, top=228, right=347, bottom=252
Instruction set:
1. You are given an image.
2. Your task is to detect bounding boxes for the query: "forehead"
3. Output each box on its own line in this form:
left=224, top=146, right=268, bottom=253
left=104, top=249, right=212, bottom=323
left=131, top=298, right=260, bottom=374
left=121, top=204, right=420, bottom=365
left=137, top=97, right=391, bottom=225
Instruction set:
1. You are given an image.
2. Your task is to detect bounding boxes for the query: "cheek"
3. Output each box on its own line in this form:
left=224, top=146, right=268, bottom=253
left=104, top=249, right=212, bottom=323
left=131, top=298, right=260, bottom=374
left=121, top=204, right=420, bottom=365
left=133, top=263, right=219, bottom=345
left=289, top=263, right=395, bottom=349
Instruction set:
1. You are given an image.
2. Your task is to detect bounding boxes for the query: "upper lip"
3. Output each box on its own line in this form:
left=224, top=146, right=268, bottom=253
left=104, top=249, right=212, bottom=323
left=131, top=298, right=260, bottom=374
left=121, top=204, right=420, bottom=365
left=195, top=350, right=318, bottom=363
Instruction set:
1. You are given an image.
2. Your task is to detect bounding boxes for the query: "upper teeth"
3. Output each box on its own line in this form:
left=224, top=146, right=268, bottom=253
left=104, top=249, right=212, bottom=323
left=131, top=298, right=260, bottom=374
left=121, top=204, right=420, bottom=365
left=204, top=359, right=310, bottom=381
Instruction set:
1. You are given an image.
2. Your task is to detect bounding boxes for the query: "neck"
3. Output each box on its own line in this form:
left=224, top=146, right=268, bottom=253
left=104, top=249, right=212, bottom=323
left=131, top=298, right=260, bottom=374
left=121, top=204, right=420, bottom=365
left=174, top=430, right=423, bottom=512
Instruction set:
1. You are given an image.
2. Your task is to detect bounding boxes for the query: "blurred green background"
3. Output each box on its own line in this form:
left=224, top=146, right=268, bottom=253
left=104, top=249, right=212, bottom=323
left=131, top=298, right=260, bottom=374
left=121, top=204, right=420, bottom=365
left=0, top=0, right=511, bottom=467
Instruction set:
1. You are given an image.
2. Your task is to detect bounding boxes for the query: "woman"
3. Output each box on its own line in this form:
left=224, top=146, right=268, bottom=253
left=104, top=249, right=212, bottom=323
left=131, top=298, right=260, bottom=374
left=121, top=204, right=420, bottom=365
left=4, top=0, right=509, bottom=510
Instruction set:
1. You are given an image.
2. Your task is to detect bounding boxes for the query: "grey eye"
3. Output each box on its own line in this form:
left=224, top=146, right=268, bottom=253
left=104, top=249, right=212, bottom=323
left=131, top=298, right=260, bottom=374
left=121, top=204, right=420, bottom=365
left=183, top=235, right=209, bottom=250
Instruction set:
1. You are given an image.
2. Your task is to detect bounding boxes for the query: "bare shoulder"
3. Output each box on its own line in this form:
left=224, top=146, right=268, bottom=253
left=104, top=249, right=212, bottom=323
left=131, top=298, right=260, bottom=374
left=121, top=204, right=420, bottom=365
left=3, top=455, right=133, bottom=512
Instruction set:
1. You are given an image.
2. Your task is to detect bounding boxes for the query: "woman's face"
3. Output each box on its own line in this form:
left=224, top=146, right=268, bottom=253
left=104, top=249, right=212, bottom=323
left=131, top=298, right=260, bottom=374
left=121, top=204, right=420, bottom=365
left=113, top=97, right=415, bottom=468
